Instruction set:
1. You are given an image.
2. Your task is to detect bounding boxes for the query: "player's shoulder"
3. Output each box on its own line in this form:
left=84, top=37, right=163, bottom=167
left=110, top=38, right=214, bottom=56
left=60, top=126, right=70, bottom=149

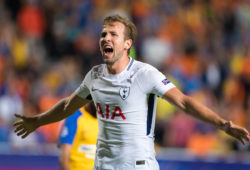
left=91, top=64, right=105, bottom=73
left=89, top=64, right=106, bottom=79
left=125, top=59, right=158, bottom=81
left=132, top=60, right=158, bottom=74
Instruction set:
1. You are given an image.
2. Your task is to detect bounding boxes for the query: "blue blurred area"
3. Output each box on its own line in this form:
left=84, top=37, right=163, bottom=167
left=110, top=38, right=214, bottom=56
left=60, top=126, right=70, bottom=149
left=157, top=148, right=250, bottom=170
left=0, top=154, right=59, bottom=170
left=158, top=159, right=250, bottom=170
left=0, top=153, right=249, bottom=170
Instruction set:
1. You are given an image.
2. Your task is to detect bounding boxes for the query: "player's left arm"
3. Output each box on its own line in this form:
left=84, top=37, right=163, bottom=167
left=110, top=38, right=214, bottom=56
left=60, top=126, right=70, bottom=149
left=163, top=87, right=250, bottom=144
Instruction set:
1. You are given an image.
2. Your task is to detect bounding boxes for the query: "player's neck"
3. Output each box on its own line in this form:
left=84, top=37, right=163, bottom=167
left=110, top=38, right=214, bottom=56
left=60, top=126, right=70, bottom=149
left=106, top=55, right=130, bottom=74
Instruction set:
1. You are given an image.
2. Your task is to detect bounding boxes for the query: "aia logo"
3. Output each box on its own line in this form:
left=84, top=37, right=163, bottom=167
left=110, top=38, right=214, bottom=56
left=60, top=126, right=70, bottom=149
left=162, top=78, right=170, bottom=85
left=96, top=103, right=126, bottom=120
left=119, top=87, right=130, bottom=100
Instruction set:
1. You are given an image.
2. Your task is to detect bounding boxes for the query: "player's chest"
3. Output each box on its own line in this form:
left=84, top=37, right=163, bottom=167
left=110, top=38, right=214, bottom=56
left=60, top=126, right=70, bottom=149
left=89, top=78, right=146, bottom=121
left=89, top=78, right=135, bottom=103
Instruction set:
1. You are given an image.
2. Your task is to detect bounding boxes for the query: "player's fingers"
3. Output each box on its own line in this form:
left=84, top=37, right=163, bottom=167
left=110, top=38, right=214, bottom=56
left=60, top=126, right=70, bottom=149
left=239, top=137, right=245, bottom=145
left=14, top=113, right=25, bottom=119
left=242, top=128, right=250, bottom=136
left=243, top=133, right=250, bottom=142
left=14, top=125, right=24, bottom=133
left=13, top=121, right=23, bottom=127
left=230, top=122, right=248, bottom=133
left=236, top=127, right=250, bottom=142
left=235, top=126, right=249, bottom=134
left=22, top=131, right=30, bottom=139
left=17, top=129, right=27, bottom=136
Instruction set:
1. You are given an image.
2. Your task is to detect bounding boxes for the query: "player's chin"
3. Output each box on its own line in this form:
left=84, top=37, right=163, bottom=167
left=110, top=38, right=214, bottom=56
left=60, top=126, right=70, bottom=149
left=104, top=58, right=115, bottom=65
left=103, top=55, right=114, bottom=64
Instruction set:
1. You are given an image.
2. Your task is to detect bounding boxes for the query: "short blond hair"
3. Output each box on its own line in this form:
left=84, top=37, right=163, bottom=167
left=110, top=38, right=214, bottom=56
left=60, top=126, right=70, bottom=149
left=103, top=15, right=137, bottom=54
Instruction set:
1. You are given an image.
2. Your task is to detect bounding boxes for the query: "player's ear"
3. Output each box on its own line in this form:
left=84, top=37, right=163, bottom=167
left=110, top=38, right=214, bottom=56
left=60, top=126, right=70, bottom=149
left=124, top=39, right=132, bottom=51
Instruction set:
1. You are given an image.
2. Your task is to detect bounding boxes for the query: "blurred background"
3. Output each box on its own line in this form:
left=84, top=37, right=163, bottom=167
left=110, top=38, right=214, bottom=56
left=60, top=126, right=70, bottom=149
left=0, top=0, right=250, bottom=169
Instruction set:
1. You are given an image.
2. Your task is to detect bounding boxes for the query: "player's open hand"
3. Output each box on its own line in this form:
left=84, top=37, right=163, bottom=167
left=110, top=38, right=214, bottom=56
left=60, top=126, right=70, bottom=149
left=13, top=113, right=39, bottom=139
left=223, top=121, right=250, bottom=144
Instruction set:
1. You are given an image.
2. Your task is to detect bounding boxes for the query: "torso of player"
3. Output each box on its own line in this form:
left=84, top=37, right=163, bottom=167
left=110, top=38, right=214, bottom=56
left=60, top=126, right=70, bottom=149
left=90, top=59, right=158, bottom=141
left=76, top=57, right=175, bottom=169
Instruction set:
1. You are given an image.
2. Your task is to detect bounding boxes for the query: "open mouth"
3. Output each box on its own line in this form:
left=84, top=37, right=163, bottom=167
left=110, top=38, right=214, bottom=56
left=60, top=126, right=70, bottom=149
left=103, top=46, right=114, bottom=56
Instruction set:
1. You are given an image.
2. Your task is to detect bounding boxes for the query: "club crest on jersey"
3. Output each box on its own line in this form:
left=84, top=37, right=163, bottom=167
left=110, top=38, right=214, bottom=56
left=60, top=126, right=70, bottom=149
left=162, top=78, right=170, bottom=85
left=119, top=87, right=130, bottom=100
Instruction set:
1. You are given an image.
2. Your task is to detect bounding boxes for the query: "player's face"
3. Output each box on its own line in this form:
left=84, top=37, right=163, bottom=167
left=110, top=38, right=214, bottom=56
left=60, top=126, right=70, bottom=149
left=99, top=22, right=131, bottom=65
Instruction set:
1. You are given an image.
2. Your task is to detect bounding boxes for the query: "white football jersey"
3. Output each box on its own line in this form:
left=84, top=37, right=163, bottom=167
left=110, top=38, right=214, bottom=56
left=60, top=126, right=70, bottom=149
left=75, top=57, right=175, bottom=170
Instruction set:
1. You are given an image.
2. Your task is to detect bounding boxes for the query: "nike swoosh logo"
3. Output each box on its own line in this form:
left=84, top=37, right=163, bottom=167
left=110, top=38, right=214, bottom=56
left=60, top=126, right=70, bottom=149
left=91, top=87, right=98, bottom=91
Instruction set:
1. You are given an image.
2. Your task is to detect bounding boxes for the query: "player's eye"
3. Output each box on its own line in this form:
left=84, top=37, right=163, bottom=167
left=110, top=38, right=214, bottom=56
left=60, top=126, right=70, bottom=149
left=101, top=32, right=107, bottom=37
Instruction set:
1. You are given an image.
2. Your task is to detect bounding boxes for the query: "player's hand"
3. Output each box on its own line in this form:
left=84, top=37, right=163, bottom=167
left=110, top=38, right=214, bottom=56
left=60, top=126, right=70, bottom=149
left=222, top=121, right=250, bottom=144
left=13, top=113, right=39, bottom=139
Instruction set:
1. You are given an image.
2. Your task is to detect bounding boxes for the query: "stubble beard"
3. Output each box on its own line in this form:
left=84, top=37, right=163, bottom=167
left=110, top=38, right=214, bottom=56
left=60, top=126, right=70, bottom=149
left=103, top=51, right=123, bottom=66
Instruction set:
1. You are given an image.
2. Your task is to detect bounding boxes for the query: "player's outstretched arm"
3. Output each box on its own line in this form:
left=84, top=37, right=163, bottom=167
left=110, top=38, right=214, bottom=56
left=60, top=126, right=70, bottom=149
left=163, top=87, right=250, bottom=144
left=13, top=93, right=90, bottom=138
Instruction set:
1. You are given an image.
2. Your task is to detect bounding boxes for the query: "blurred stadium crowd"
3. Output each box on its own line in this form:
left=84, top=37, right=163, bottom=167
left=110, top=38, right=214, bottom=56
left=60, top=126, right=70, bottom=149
left=0, top=0, right=250, bottom=158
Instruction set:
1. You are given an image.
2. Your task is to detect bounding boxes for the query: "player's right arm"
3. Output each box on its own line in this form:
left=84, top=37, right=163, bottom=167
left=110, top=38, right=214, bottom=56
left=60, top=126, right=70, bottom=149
left=13, top=92, right=90, bottom=138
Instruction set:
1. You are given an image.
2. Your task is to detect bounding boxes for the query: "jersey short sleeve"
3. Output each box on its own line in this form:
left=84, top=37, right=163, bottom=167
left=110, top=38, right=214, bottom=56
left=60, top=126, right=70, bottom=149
left=75, top=71, right=91, bottom=99
left=137, top=64, right=175, bottom=97
left=58, top=110, right=82, bottom=146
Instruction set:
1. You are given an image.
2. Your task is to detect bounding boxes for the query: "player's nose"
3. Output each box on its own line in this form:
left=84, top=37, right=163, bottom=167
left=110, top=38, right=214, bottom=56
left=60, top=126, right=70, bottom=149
left=103, top=33, right=112, bottom=42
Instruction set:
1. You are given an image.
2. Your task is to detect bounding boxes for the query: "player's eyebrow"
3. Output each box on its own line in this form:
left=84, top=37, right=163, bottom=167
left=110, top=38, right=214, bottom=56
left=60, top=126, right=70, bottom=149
left=110, top=31, right=117, bottom=35
left=100, top=30, right=117, bottom=37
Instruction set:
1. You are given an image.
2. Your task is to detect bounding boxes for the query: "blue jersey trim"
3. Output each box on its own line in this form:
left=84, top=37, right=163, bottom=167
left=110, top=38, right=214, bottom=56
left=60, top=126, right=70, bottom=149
left=58, top=110, right=82, bottom=145
left=147, top=94, right=155, bottom=135
left=127, top=58, right=134, bottom=71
